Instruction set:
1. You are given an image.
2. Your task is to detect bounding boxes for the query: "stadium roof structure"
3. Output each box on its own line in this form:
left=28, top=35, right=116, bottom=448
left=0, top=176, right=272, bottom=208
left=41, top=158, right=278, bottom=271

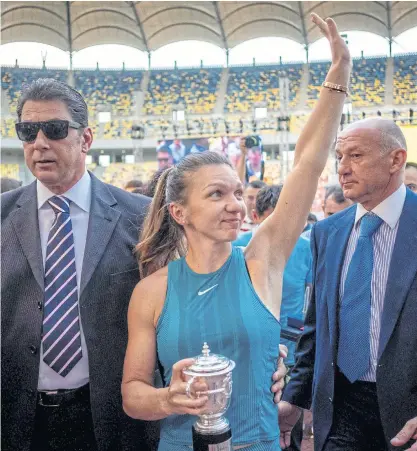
left=2, top=1, right=417, bottom=55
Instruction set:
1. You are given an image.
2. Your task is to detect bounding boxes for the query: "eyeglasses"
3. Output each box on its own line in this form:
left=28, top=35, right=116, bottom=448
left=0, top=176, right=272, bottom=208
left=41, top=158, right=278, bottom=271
left=15, top=120, right=82, bottom=142
left=158, top=158, right=170, bottom=163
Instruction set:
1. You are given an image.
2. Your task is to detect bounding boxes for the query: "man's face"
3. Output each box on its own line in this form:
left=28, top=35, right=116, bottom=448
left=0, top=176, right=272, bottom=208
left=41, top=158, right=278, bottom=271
left=405, top=166, right=417, bottom=192
left=248, top=147, right=262, bottom=168
left=336, top=128, right=400, bottom=206
left=323, top=195, right=353, bottom=218
left=243, top=186, right=261, bottom=221
left=157, top=151, right=173, bottom=170
left=21, top=100, right=92, bottom=193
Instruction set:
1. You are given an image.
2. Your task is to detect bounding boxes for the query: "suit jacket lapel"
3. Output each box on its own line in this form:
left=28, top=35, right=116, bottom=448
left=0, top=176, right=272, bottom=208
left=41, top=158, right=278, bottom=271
left=79, top=174, right=121, bottom=298
left=325, top=207, right=355, bottom=350
left=10, top=182, right=45, bottom=290
left=378, top=190, right=417, bottom=359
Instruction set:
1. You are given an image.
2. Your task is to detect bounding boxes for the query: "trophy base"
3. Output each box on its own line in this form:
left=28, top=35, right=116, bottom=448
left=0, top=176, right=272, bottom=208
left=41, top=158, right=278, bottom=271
left=192, top=425, right=232, bottom=451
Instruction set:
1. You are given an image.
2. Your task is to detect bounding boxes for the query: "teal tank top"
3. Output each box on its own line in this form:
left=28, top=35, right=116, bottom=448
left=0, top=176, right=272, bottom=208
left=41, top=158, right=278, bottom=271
left=156, top=247, right=281, bottom=449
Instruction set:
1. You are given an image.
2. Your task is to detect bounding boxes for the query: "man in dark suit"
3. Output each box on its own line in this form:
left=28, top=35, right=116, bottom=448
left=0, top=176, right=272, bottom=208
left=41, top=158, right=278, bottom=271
left=278, top=118, right=417, bottom=451
left=1, top=79, right=157, bottom=451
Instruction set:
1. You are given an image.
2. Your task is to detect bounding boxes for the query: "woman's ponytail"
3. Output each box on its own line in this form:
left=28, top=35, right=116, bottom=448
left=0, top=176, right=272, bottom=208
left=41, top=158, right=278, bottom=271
left=136, top=167, right=186, bottom=278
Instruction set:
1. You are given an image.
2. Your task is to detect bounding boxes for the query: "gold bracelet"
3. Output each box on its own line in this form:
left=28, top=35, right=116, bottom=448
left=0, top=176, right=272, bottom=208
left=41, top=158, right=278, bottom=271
left=322, top=81, right=350, bottom=96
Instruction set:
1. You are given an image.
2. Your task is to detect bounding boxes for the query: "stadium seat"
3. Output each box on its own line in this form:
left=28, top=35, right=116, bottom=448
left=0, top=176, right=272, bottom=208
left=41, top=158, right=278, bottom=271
left=225, top=64, right=303, bottom=113
left=394, top=54, right=417, bottom=105
left=75, top=70, right=142, bottom=117
left=0, top=163, right=19, bottom=179
left=308, top=57, right=386, bottom=107
left=101, top=162, right=157, bottom=188
left=144, top=68, right=222, bottom=115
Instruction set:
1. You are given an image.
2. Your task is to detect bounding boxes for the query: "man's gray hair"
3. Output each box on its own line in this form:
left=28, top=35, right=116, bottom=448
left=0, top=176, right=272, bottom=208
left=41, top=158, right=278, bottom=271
left=17, top=78, right=88, bottom=127
left=343, top=118, right=407, bottom=154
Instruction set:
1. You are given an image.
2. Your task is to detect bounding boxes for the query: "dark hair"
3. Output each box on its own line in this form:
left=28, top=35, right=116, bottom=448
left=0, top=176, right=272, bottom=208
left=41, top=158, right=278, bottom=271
left=247, top=180, right=267, bottom=190
left=255, top=184, right=283, bottom=217
left=307, top=213, right=318, bottom=224
left=131, top=187, right=146, bottom=195
left=406, top=162, right=417, bottom=170
left=17, top=78, right=88, bottom=127
left=125, top=179, right=143, bottom=190
left=325, top=184, right=348, bottom=205
left=136, top=152, right=233, bottom=277
left=0, top=177, right=22, bottom=194
left=146, top=169, right=166, bottom=198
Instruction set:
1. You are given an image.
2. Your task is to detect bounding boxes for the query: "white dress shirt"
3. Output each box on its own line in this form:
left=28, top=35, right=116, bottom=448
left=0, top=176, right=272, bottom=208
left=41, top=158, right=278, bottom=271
left=339, top=184, right=406, bottom=382
left=37, top=171, right=91, bottom=390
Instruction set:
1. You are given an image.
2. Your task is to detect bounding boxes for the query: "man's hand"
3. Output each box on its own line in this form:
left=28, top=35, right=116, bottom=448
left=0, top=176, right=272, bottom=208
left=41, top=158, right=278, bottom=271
left=271, top=345, right=288, bottom=403
left=279, top=401, right=302, bottom=449
left=391, top=417, right=417, bottom=450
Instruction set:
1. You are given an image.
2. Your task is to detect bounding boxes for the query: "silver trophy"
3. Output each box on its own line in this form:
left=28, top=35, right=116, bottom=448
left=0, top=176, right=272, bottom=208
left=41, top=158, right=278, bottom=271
left=183, top=343, right=236, bottom=451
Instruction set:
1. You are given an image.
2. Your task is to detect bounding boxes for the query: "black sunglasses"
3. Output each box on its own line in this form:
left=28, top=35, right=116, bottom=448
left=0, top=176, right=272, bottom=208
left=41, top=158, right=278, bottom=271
left=15, top=120, right=82, bottom=142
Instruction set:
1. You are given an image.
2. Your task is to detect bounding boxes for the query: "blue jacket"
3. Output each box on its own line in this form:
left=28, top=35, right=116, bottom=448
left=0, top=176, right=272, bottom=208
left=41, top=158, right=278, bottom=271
left=282, top=189, right=417, bottom=451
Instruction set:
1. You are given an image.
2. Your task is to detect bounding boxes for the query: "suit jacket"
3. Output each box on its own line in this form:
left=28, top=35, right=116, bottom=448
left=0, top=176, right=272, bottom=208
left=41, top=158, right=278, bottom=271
left=282, top=189, right=417, bottom=451
left=1, top=173, right=159, bottom=451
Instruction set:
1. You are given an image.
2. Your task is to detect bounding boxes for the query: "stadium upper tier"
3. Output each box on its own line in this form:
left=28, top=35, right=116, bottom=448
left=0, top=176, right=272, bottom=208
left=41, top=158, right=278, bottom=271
left=308, top=57, right=387, bottom=107
left=2, top=54, right=417, bottom=139
left=144, top=68, right=222, bottom=115
left=226, top=64, right=304, bottom=113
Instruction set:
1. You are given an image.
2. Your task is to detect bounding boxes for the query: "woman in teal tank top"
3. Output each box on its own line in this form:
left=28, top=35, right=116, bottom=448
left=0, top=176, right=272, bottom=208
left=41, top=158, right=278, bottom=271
left=122, top=14, right=351, bottom=451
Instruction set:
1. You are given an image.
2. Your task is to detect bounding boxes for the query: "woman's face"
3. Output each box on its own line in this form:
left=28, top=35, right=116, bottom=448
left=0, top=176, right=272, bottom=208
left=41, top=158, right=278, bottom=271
left=172, top=164, right=246, bottom=242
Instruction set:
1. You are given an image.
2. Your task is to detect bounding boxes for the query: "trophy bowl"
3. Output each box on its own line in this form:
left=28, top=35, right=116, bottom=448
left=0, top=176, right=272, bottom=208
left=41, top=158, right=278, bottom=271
left=183, top=342, right=236, bottom=440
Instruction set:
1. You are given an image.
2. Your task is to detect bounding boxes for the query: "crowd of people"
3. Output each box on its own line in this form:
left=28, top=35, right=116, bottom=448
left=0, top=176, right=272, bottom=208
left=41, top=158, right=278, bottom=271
left=1, top=13, right=417, bottom=451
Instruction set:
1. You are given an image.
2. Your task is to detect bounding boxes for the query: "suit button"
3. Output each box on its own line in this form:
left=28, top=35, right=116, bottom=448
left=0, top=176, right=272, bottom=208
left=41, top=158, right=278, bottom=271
left=378, top=363, right=383, bottom=368
left=331, top=362, right=334, bottom=367
left=29, top=345, right=37, bottom=355
left=37, top=301, right=42, bottom=310
left=329, top=397, right=333, bottom=403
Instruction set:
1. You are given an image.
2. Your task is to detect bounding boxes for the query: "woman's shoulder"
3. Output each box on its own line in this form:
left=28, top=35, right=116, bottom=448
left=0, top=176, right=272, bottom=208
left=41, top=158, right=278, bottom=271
left=132, top=266, right=168, bottom=304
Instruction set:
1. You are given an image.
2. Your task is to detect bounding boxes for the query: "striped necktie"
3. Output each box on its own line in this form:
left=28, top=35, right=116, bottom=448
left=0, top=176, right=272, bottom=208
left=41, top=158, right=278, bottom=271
left=337, top=213, right=383, bottom=382
left=42, top=195, right=82, bottom=377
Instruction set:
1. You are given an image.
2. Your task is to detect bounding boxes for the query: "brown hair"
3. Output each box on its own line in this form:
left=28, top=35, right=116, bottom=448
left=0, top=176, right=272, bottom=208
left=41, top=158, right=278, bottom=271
left=136, top=151, right=232, bottom=278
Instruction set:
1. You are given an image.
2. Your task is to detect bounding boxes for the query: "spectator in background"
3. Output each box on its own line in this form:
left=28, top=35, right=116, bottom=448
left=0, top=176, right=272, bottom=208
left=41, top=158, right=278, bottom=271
left=169, top=139, right=186, bottom=164
left=240, top=180, right=266, bottom=234
left=131, top=187, right=147, bottom=195
left=189, top=138, right=207, bottom=154
left=157, top=148, right=173, bottom=171
left=246, top=144, right=265, bottom=182
left=0, top=177, right=22, bottom=193
left=323, top=184, right=353, bottom=217
left=405, top=162, right=417, bottom=192
left=303, top=213, right=318, bottom=235
left=233, top=185, right=312, bottom=451
left=124, top=179, right=143, bottom=193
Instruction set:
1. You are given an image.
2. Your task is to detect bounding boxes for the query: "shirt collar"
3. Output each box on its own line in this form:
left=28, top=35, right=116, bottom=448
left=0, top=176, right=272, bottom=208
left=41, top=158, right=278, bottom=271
left=355, top=184, right=406, bottom=229
left=37, top=171, right=92, bottom=213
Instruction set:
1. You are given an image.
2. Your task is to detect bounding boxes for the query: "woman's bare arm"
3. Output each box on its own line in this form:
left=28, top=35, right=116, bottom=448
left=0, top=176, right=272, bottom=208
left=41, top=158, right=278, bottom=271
left=245, top=14, right=351, bottom=310
left=122, top=271, right=209, bottom=421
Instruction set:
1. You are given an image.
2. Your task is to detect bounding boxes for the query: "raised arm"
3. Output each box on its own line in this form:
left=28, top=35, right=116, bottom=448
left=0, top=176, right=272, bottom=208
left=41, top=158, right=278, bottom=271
left=246, top=14, right=351, bottom=265
left=236, top=139, right=248, bottom=184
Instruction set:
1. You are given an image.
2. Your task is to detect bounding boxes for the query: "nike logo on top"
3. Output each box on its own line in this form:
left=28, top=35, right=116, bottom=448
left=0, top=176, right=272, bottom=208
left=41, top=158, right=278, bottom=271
left=198, top=284, right=218, bottom=296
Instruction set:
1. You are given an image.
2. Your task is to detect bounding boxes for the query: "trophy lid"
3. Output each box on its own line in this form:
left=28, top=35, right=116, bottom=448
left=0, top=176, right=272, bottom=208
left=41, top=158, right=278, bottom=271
left=184, top=342, right=235, bottom=375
